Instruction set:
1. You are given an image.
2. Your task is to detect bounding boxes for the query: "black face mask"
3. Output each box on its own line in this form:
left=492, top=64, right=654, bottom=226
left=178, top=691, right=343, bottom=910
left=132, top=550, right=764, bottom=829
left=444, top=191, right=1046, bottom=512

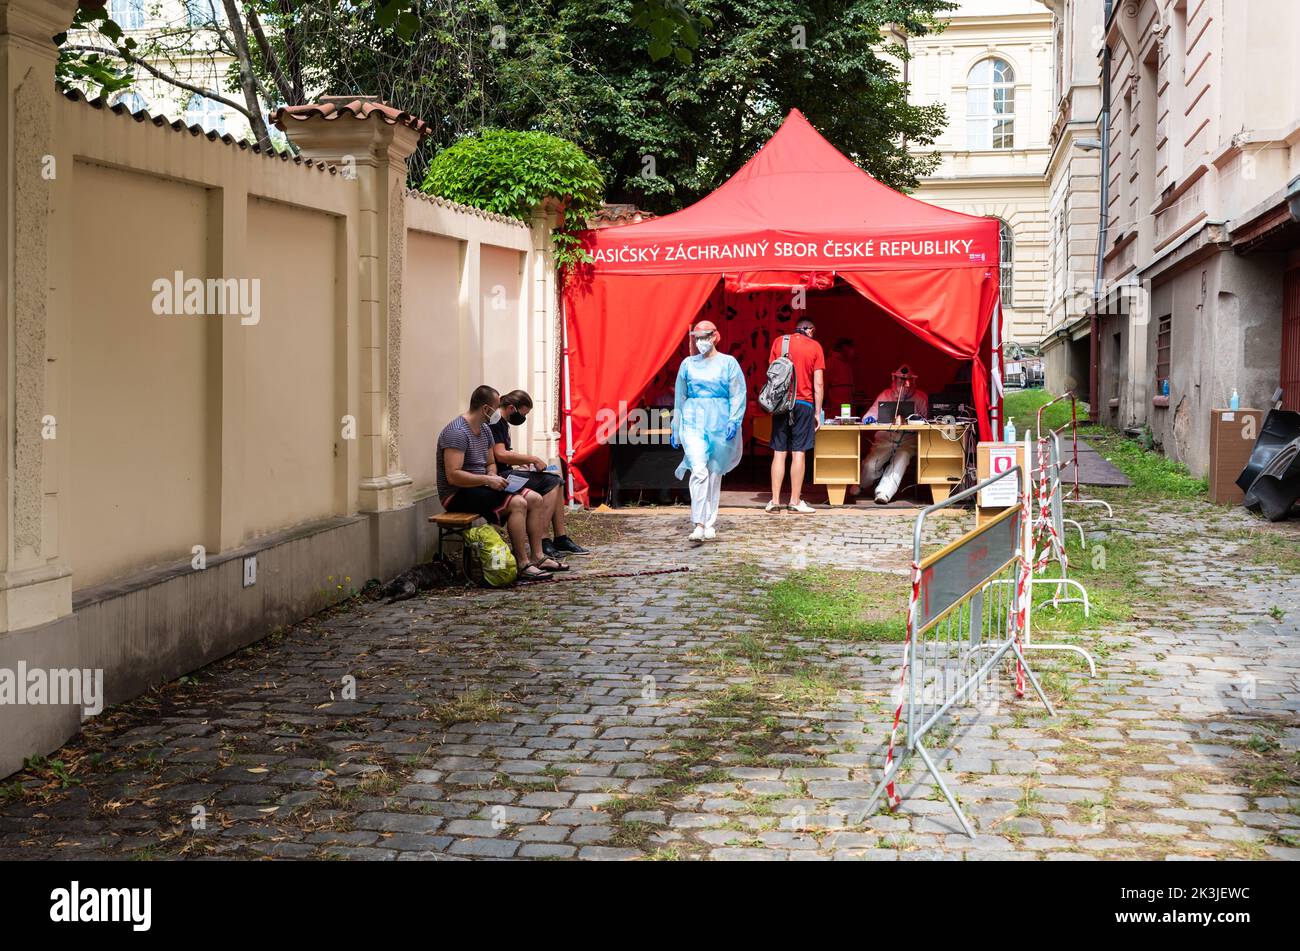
left=506, top=411, right=527, bottom=427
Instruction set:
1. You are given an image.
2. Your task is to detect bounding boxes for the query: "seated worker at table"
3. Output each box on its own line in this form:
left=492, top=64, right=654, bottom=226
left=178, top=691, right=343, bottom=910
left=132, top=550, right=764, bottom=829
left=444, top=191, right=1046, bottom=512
left=767, top=317, right=825, bottom=514
left=852, top=364, right=930, bottom=505
left=489, top=388, right=590, bottom=558
left=437, top=385, right=564, bottom=581
left=825, top=338, right=856, bottom=415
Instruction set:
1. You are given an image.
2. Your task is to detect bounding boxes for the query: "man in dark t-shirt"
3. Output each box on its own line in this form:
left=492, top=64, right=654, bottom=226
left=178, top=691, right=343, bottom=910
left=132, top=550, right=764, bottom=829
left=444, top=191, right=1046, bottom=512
left=490, top=389, right=590, bottom=557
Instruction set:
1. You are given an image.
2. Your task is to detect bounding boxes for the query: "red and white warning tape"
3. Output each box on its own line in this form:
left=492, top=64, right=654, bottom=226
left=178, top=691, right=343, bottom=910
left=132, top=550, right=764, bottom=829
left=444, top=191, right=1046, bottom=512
left=1031, top=436, right=1068, bottom=575
left=883, top=559, right=923, bottom=809
left=1013, top=462, right=1034, bottom=698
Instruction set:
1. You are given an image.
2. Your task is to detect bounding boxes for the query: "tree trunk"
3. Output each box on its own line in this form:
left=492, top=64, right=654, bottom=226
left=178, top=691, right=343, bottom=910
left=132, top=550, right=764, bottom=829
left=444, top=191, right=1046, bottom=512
left=221, top=0, right=274, bottom=150
left=246, top=3, right=294, bottom=106
left=278, top=0, right=305, bottom=104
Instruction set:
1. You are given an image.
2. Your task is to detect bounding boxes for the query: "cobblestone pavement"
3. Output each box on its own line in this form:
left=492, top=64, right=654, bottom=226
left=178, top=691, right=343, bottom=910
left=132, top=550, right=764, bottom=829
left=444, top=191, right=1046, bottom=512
left=1, top=495, right=1297, bottom=861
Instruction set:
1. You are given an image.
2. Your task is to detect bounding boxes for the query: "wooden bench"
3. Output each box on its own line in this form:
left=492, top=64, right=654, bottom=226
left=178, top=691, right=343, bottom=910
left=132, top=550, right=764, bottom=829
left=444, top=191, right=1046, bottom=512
left=428, top=511, right=481, bottom=576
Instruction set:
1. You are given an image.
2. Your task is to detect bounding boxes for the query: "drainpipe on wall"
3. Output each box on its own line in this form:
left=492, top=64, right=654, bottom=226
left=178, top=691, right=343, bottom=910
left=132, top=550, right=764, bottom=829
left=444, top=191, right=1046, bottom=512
left=1091, top=0, right=1113, bottom=424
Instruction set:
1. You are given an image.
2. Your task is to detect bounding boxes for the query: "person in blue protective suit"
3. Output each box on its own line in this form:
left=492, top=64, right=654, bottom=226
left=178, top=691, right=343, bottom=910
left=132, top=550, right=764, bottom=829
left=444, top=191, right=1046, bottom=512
left=670, top=318, right=747, bottom=542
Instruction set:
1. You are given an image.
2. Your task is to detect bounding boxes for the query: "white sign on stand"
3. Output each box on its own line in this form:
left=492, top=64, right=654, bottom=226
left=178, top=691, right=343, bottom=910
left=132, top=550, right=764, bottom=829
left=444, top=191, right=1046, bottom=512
left=980, top=446, right=1020, bottom=508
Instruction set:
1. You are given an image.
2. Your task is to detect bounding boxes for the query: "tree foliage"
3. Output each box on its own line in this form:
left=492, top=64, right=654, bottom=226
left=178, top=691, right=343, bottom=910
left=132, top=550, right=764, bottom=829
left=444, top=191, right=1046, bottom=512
left=54, top=3, right=138, bottom=99
left=421, top=129, right=605, bottom=267
left=483, top=0, right=957, bottom=211
left=56, top=0, right=957, bottom=210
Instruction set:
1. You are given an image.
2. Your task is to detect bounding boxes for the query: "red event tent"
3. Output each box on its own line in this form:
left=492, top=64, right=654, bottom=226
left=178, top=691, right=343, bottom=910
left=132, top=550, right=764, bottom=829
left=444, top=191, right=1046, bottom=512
left=561, top=108, right=1005, bottom=503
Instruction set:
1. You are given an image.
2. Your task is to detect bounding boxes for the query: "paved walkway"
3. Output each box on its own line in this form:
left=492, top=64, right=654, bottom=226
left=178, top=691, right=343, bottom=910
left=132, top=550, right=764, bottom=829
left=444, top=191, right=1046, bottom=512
left=1, top=497, right=1297, bottom=860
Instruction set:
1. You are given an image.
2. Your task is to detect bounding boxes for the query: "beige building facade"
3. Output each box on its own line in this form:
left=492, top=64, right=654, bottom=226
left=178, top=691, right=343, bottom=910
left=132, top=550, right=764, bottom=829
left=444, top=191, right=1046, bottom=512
left=1040, top=0, right=1300, bottom=475
left=0, top=1, right=562, bottom=776
left=907, top=0, right=1055, bottom=345
left=1038, top=0, right=1105, bottom=401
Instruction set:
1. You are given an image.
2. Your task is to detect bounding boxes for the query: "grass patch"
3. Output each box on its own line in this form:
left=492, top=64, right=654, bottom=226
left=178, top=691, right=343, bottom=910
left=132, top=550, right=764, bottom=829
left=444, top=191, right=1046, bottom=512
left=1029, top=531, right=1149, bottom=635
left=1005, top=389, right=1079, bottom=437
left=1236, top=528, right=1300, bottom=573
left=1005, top=389, right=1207, bottom=499
left=424, top=688, right=504, bottom=726
left=1078, top=426, right=1207, bottom=499
left=764, top=567, right=908, bottom=641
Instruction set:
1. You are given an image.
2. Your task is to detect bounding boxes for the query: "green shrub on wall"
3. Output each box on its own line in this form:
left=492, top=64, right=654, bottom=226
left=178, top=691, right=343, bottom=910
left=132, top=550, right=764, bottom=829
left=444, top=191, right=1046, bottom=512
left=421, top=129, right=605, bottom=269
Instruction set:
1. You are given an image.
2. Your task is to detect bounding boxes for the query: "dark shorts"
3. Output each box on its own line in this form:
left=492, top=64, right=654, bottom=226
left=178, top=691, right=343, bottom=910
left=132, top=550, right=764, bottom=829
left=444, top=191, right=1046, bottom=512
left=771, top=402, right=816, bottom=453
left=503, top=469, right=563, bottom=496
left=442, top=486, right=513, bottom=525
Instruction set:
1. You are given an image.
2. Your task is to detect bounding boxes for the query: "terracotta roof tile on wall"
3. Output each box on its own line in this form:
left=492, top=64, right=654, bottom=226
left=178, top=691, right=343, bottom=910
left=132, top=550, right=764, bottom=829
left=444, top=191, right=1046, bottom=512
left=271, top=96, right=431, bottom=139
left=587, top=203, right=658, bottom=228
left=63, top=89, right=338, bottom=173
left=404, top=188, right=528, bottom=228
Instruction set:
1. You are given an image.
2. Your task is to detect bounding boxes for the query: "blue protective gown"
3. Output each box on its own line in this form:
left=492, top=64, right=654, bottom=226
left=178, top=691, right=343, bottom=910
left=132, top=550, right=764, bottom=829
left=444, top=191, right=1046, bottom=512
left=672, top=352, right=747, bottom=480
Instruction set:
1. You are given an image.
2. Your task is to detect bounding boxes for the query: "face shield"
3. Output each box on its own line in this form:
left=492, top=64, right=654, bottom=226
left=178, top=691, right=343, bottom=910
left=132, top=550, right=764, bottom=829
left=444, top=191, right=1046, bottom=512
left=892, top=365, right=917, bottom=395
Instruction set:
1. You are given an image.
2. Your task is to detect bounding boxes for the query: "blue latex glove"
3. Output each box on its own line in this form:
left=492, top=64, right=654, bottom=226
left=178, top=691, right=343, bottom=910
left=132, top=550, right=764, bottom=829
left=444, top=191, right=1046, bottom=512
left=863, top=415, right=877, bottom=424
left=670, top=431, right=680, bottom=450
left=724, top=421, right=738, bottom=441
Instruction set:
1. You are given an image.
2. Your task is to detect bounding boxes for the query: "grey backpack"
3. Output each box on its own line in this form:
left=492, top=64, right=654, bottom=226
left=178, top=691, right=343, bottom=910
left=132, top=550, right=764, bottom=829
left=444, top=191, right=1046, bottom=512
left=759, top=335, right=797, bottom=414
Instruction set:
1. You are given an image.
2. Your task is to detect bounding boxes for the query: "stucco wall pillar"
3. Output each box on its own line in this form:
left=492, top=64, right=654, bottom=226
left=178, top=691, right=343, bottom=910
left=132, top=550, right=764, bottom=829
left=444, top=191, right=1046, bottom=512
left=0, top=0, right=77, bottom=632
left=528, top=200, right=562, bottom=465
left=273, top=97, right=428, bottom=513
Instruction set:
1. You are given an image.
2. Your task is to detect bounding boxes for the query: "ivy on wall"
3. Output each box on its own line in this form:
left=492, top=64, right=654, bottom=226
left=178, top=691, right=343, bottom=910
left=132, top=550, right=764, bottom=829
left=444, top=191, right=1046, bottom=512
left=420, top=129, right=605, bottom=269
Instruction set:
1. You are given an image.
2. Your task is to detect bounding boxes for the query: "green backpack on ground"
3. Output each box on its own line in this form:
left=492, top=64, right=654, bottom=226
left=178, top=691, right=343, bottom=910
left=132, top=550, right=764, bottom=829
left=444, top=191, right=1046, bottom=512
left=463, top=525, right=518, bottom=587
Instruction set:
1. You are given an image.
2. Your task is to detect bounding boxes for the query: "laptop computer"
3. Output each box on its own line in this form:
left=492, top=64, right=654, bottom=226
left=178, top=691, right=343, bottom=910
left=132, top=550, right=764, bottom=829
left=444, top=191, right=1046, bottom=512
left=877, top=400, right=915, bottom=422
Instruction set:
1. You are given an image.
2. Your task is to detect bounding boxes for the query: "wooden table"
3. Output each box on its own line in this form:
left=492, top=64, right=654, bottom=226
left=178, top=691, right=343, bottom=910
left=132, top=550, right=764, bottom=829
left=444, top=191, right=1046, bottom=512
left=812, top=422, right=969, bottom=505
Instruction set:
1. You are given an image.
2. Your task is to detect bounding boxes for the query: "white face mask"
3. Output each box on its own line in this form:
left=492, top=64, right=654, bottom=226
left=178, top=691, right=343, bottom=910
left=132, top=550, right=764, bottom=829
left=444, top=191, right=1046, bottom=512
left=487, top=407, right=502, bottom=425
left=696, top=338, right=714, bottom=355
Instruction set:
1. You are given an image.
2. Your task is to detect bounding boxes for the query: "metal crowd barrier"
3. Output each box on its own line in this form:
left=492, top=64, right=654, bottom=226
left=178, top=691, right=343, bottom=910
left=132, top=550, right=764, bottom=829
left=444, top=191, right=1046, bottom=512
left=1020, top=430, right=1098, bottom=676
left=1030, top=431, right=1091, bottom=613
left=1036, top=390, right=1115, bottom=519
left=860, top=464, right=1056, bottom=838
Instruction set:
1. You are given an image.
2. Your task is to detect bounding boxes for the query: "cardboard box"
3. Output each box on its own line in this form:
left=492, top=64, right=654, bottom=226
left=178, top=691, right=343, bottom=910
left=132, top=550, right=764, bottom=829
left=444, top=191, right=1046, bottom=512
left=1208, top=408, right=1263, bottom=505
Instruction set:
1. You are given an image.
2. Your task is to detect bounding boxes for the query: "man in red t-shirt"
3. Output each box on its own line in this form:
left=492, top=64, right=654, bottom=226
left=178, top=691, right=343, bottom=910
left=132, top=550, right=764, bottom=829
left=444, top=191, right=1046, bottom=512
left=767, top=318, right=825, bottom=513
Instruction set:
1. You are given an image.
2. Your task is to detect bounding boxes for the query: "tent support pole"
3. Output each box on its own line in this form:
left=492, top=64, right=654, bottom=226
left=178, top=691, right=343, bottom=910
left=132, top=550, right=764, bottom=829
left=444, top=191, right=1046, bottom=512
left=560, top=288, right=579, bottom=508
left=991, top=300, right=1003, bottom=439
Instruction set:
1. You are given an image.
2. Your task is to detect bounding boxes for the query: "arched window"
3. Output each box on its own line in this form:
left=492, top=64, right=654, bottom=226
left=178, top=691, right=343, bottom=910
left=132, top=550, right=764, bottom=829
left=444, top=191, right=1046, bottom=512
left=967, top=58, right=1016, bottom=150
left=185, top=93, right=226, bottom=134
left=997, top=219, right=1014, bottom=303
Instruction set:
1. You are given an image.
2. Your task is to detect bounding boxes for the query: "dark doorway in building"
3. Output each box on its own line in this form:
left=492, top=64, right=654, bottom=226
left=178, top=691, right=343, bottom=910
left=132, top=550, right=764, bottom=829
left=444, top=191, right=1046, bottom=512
left=1283, top=265, right=1300, bottom=412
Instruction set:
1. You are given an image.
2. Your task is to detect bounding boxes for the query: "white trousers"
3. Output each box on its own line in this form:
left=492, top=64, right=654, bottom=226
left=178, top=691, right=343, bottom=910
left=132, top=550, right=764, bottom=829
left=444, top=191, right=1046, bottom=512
left=689, top=468, right=723, bottom=528
left=860, top=433, right=915, bottom=502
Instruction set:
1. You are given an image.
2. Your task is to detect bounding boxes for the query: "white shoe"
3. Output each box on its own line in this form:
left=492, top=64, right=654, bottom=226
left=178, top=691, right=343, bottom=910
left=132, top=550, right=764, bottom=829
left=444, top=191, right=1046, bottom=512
left=764, top=499, right=781, bottom=513
left=689, top=525, right=705, bottom=541
left=703, top=526, right=716, bottom=540
left=789, top=500, right=816, bottom=514
left=874, top=493, right=890, bottom=505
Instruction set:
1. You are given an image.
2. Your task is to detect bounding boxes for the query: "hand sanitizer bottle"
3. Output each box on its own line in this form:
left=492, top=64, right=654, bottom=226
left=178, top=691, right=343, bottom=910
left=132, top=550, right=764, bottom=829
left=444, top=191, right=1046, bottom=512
left=1004, top=420, right=1017, bottom=443
left=1229, top=389, right=1240, bottom=411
